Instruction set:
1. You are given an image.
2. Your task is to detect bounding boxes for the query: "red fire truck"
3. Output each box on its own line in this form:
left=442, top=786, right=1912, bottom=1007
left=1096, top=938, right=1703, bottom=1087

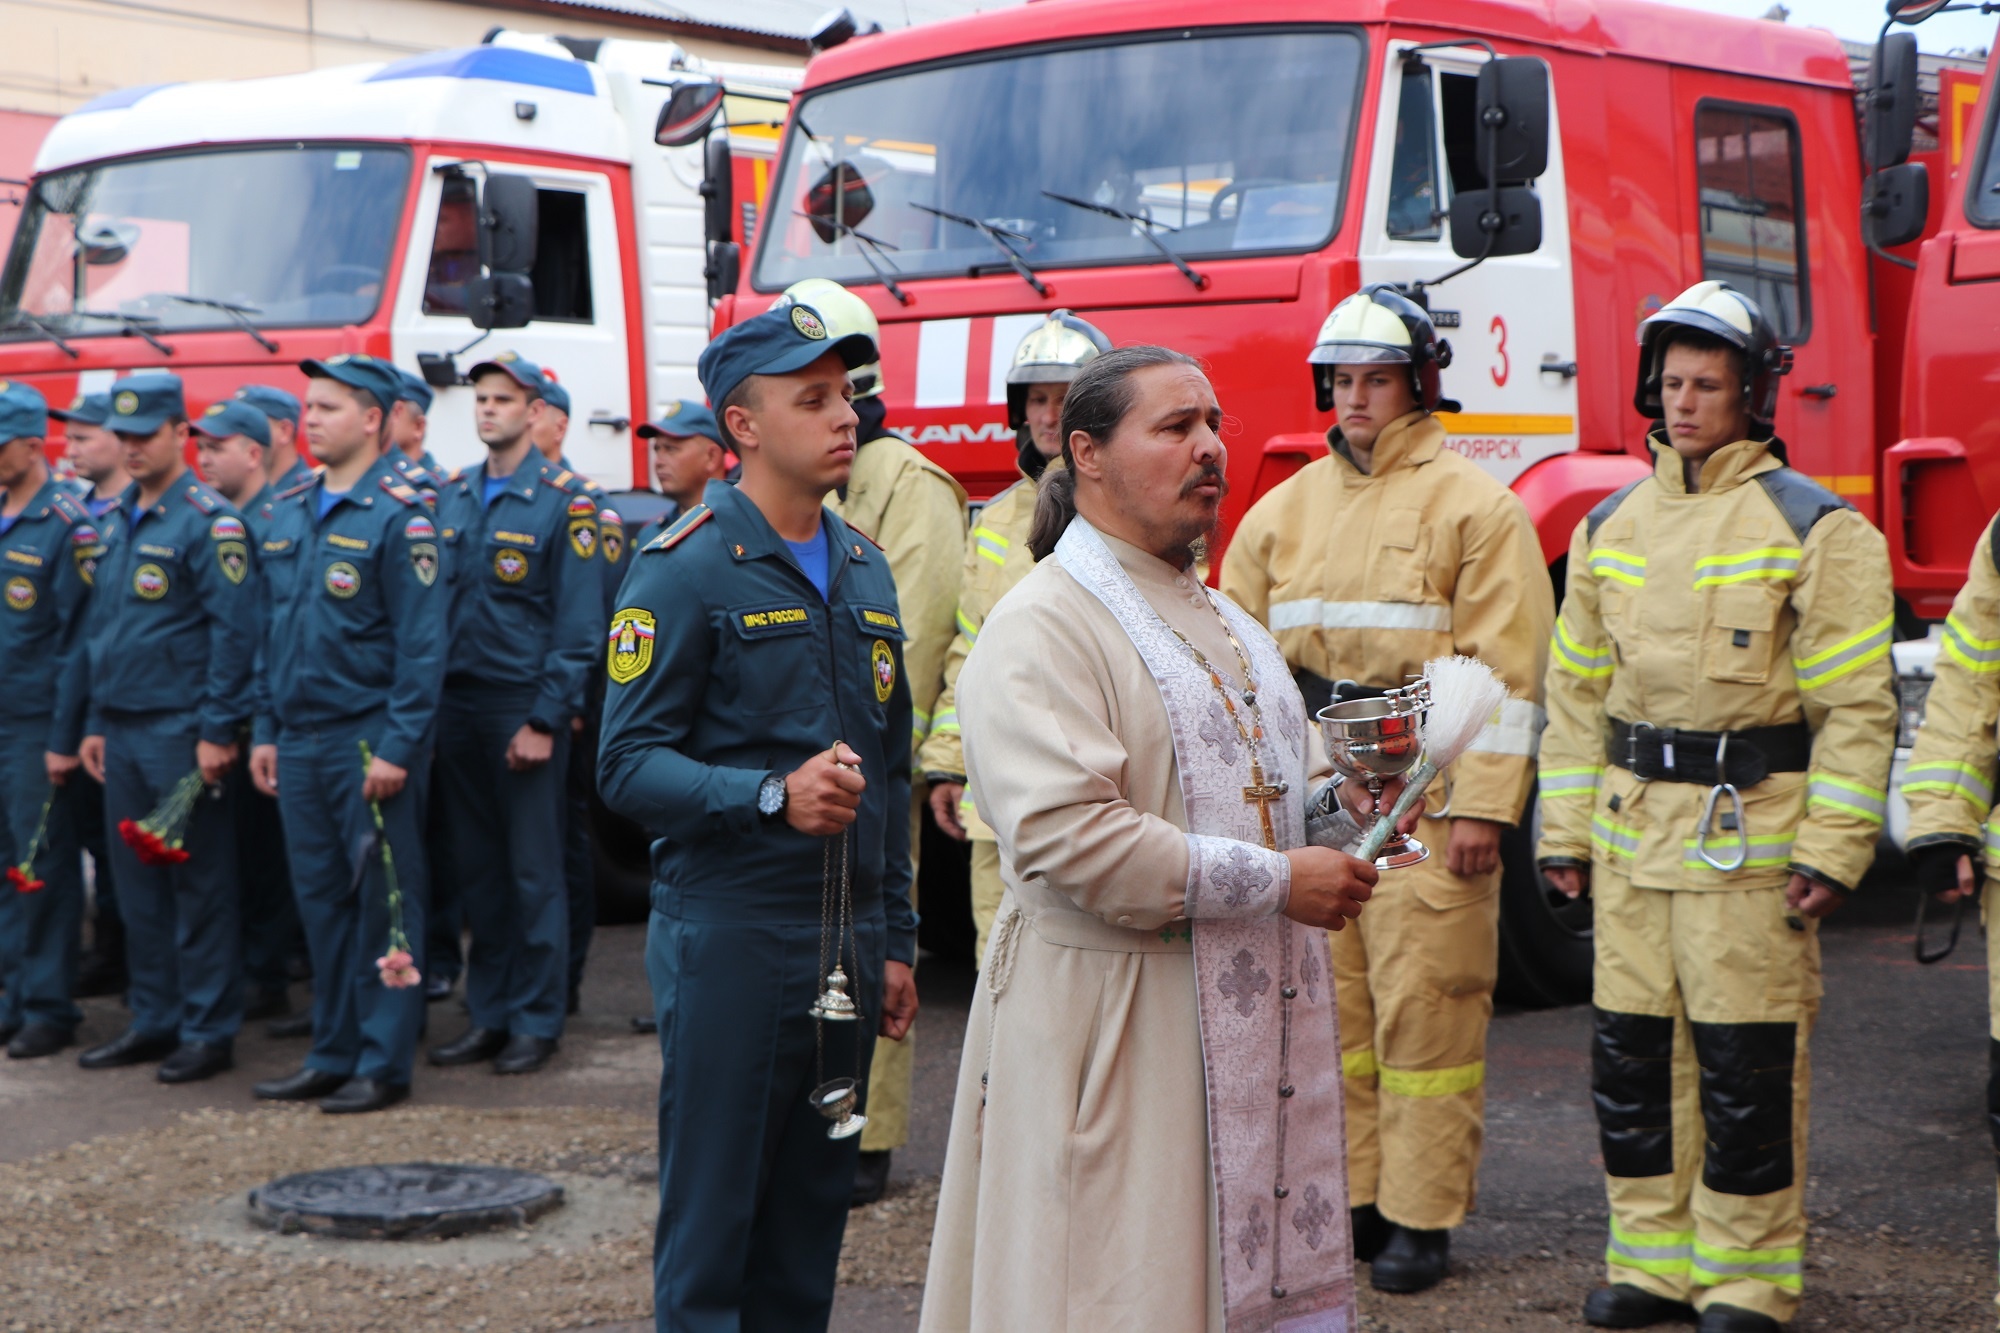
left=708, top=0, right=1965, bottom=999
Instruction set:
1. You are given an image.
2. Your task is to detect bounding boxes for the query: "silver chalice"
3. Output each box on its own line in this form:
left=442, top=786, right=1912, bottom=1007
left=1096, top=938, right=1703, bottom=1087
left=1315, top=682, right=1431, bottom=870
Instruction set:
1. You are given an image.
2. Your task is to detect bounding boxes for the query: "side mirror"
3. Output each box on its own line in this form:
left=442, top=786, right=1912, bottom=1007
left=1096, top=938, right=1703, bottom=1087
left=1476, top=58, right=1550, bottom=183
left=655, top=78, right=724, bottom=149
left=810, top=7, right=881, bottom=53
left=705, top=240, right=740, bottom=303
left=805, top=160, right=875, bottom=243
left=416, top=351, right=463, bottom=388
left=1865, top=160, right=1930, bottom=248
left=702, top=134, right=734, bottom=247
left=477, top=173, right=539, bottom=273
left=467, top=272, right=535, bottom=330
left=1450, top=185, right=1542, bottom=258
left=1866, top=32, right=1920, bottom=169
left=1888, top=0, right=1953, bottom=23
left=76, top=219, right=137, bottom=267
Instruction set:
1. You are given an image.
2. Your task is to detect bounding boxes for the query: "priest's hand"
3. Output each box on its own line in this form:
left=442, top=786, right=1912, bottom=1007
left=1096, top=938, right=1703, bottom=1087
left=880, top=960, right=918, bottom=1040
left=1280, top=846, right=1376, bottom=931
left=1333, top=774, right=1424, bottom=837
left=785, top=742, right=866, bottom=836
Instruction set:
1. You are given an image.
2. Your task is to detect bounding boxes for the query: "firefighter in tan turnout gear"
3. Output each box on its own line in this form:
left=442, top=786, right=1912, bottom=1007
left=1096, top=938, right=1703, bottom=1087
left=918, top=310, right=1111, bottom=965
left=1900, top=514, right=2000, bottom=1326
left=775, top=279, right=967, bottom=1205
left=1221, top=285, right=1554, bottom=1295
left=1537, top=282, right=1895, bottom=1333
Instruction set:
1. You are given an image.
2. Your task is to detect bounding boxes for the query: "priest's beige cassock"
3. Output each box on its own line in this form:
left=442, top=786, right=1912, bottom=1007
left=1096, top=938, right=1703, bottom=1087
left=919, top=515, right=1361, bottom=1333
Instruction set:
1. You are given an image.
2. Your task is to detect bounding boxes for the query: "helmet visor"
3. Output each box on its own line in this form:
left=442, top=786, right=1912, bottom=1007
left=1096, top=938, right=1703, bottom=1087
left=1307, top=341, right=1412, bottom=366
left=1007, top=362, right=1086, bottom=385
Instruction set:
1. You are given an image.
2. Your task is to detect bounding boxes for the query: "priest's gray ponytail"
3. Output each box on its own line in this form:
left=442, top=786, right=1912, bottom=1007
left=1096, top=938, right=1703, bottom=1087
left=1027, top=344, right=1201, bottom=561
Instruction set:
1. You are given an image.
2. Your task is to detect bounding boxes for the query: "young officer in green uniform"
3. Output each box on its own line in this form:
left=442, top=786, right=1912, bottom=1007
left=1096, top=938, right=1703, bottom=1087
left=599, top=301, right=919, bottom=1332
left=77, top=372, right=259, bottom=1083
left=0, top=384, right=94, bottom=1059
left=248, top=355, right=447, bottom=1113
left=428, top=352, right=598, bottom=1075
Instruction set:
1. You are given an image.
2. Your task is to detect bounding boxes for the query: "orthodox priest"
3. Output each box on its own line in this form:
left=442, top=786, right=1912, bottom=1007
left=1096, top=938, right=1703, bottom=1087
left=920, top=346, right=1412, bottom=1332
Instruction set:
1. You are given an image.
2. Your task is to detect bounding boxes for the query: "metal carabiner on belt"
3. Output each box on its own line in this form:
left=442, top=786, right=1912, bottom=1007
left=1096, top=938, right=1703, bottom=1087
left=1694, top=731, right=1749, bottom=872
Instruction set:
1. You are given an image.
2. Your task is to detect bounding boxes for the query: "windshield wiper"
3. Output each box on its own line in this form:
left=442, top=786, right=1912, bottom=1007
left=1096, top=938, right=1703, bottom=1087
left=1041, top=190, right=1208, bottom=290
left=0, top=312, right=79, bottom=359
left=911, top=203, right=1048, bottom=296
left=166, top=295, right=278, bottom=353
left=794, top=211, right=912, bottom=305
left=76, top=309, right=174, bottom=357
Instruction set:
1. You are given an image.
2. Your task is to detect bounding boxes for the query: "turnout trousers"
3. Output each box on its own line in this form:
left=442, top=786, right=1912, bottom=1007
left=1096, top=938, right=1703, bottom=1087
left=1332, top=808, right=1501, bottom=1231
left=858, top=794, right=920, bottom=1155
left=969, top=837, right=1003, bottom=968
left=0, top=714, right=82, bottom=1033
left=1591, top=863, right=1818, bottom=1323
left=276, top=713, right=428, bottom=1087
left=648, top=901, right=883, bottom=1333
left=101, top=711, right=241, bottom=1045
left=436, top=688, right=569, bottom=1041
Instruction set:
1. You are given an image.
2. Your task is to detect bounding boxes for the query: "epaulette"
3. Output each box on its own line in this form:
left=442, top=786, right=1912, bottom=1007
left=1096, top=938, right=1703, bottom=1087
left=643, top=503, right=711, bottom=553
left=277, top=474, right=318, bottom=501
left=380, top=476, right=421, bottom=507
left=1585, top=479, right=1648, bottom=542
left=1754, top=467, right=1853, bottom=543
left=845, top=520, right=884, bottom=552
left=184, top=484, right=220, bottom=514
left=448, top=468, right=467, bottom=485
left=47, top=490, right=87, bottom=526
left=547, top=468, right=577, bottom=492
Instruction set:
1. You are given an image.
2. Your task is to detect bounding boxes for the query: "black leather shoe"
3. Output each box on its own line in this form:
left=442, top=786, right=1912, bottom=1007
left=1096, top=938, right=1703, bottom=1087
left=424, top=973, right=455, bottom=1003
left=72, top=952, right=127, bottom=998
left=0, top=1018, right=20, bottom=1045
left=157, top=1040, right=233, bottom=1084
left=1352, top=1203, right=1392, bottom=1264
left=1585, top=1284, right=1699, bottom=1328
left=851, top=1150, right=891, bottom=1207
left=1697, top=1305, right=1781, bottom=1333
left=492, top=1033, right=557, bottom=1074
left=630, top=1015, right=657, bottom=1035
left=1370, top=1224, right=1450, bottom=1294
left=266, top=1011, right=314, bottom=1039
left=430, top=1026, right=508, bottom=1066
left=243, top=986, right=291, bottom=1021
left=253, top=1066, right=349, bottom=1101
left=320, top=1077, right=410, bottom=1114
left=7, top=1024, right=74, bottom=1059
left=78, top=1027, right=177, bottom=1069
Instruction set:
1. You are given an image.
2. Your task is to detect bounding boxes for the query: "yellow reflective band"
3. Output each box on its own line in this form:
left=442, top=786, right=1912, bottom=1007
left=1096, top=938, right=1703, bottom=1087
left=1690, top=1239, right=1804, bottom=1291
left=1591, top=813, right=1641, bottom=859
left=1588, top=547, right=1647, bottom=588
left=930, top=709, right=959, bottom=735
left=1378, top=1060, right=1484, bottom=1098
left=1539, top=765, right=1604, bottom=798
left=1902, top=758, right=1996, bottom=816
left=1792, top=616, right=1892, bottom=689
left=1943, top=610, right=2000, bottom=672
left=1552, top=617, right=1614, bottom=679
left=1807, top=773, right=1887, bottom=824
left=1342, top=1048, right=1378, bottom=1081
left=974, top=526, right=1010, bottom=566
left=1681, top=832, right=1794, bottom=869
left=1607, top=1218, right=1694, bottom=1277
left=1692, top=546, right=1802, bottom=589
left=955, top=607, right=980, bottom=642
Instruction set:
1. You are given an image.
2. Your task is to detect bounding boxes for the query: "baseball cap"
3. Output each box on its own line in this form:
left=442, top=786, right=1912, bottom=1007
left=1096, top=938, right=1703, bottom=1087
left=0, top=381, right=48, bottom=445
left=467, top=350, right=549, bottom=397
left=50, top=391, right=111, bottom=427
left=637, top=400, right=722, bottom=444
left=107, top=372, right=187, bottom=435
left=192, top=398, right=272, bottom=448
left=299, top=353, right=405, bottom=412
left=541, top=380, right=571, bottom=417
left=233, top=384, right=301, bottom=426
left=393, top=366, right=434, bottom=415
left=697, top=303, right=876, bottom=410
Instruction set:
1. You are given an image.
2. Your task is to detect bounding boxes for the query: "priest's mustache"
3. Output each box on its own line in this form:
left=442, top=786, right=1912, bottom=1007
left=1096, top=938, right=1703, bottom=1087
left=1181, top=465, right=1229, bottom=500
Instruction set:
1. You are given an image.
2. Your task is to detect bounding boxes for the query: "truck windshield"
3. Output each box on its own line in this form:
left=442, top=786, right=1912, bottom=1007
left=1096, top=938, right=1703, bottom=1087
left=753, top=27, right=1365, bottom=291
left=0, top=144, right=411, bottom=340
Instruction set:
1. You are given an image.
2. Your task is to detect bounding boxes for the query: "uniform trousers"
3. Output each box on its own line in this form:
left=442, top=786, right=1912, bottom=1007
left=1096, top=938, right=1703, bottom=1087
left=424, top=781, right=462, bottom=985
left=436, top=688, right=569, bottom=1041
left=73, top=769, right=122, bottom=961
left=277, top=713, right=428, bottom=1086
left=233, top=770, right=298, bottom=995
left=1333, top=809, right=1501, bottom=1231
left=648, top=899, right=884, bottom=1333
left=1592, top=864, right=1818, bottom=1323
left=563, top=698, right=600, bottom=1001
left=0, top=715, right=83, bottom=1033
left=102, top=711, right=241, bottom=1044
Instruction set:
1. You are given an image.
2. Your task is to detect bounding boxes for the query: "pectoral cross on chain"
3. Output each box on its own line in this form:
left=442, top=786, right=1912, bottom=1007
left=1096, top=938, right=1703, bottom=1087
left=1243, top=756, right=1285, bottom=853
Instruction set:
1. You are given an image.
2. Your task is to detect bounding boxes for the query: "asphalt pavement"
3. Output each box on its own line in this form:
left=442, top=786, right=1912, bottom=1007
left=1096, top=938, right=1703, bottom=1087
left=2, top=868, right=1992, bottom=1331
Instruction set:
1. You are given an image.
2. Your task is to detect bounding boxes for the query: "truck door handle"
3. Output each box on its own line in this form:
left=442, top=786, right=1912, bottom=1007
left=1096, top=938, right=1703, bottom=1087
left=1539, top=358, right=1578, bottom=379
left=1800, top=383, right=1837, bottom=400
left=588, top=413, right=631, bottom=431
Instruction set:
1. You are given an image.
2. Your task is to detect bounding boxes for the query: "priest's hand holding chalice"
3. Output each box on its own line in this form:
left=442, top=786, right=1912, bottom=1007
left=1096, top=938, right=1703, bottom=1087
left=1279, top=765, right=1424, bottom=933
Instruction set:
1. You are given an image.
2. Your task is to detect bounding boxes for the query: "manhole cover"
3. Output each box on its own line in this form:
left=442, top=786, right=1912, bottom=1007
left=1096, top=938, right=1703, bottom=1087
left=247, top=1162, right=565, bottom=1240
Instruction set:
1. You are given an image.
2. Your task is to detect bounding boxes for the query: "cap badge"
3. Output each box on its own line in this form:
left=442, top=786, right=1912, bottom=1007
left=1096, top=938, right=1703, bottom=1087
left=791, top=306, right=827, bottom=340
left=114, top=391, right=139, bottom=416
left=204, top=403, right=226, bottom=417
left=498, top=351, right=519, bottom=362
left=70, top=395, right=86, bottom=410
left=328, top=353, right=352, bottom=365
left=664, top=400, right=682, bottom=417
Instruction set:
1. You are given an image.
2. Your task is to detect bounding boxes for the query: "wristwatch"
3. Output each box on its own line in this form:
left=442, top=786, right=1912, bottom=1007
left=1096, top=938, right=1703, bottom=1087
left=757, top=772, right=789, bottom=819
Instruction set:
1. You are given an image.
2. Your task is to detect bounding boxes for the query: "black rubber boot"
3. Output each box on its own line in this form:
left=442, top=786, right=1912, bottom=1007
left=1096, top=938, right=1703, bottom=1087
left=1697, top=1305, right=1781, bottom=1333
left=1351, top=1204, right=1391, bottom=1263
left=1584, top=1283, right=1698, bottom=1328
left=1369, top=1224, right=1449, bottom=1294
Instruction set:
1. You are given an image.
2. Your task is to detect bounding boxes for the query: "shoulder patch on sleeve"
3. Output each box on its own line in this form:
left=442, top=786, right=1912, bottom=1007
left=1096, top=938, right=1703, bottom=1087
left=567, top=493, right=597, bottom=519
left=1585, top=478, right=1648, bottom=543
left=643, top=503, right=712, bottom=553
left=209, top=515, right=246, bottom=541
left=404, top=514, right=437, bottom=540
left=1753, top=468, right=1853, bottom=543
left=70, top=523, right=98, bottom=547
left=184, top=486, right=220, bottom=515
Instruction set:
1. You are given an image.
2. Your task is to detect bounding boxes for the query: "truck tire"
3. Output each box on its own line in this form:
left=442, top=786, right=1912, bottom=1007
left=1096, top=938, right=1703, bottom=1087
left=1495, top=787, right=1594, bottom=1007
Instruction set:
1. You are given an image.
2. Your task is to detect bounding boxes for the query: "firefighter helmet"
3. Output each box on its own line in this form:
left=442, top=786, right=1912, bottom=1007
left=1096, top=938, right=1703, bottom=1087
left=1634, top=280, right=1792, bottom=425
left=1004, top=309, right=1112, bottom=428
left=776, top=278, right=885, bottom=399
left=1308, top=284, right=1453, bottom=413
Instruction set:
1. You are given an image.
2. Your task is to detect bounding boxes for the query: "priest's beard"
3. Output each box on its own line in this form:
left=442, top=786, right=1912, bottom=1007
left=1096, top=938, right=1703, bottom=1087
left=1113, top=462, right=1227, bottom=571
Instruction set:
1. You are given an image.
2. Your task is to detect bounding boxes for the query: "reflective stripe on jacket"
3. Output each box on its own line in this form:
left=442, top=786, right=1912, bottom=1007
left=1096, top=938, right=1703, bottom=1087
left=1904, top=516, right=2000, bottom=867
